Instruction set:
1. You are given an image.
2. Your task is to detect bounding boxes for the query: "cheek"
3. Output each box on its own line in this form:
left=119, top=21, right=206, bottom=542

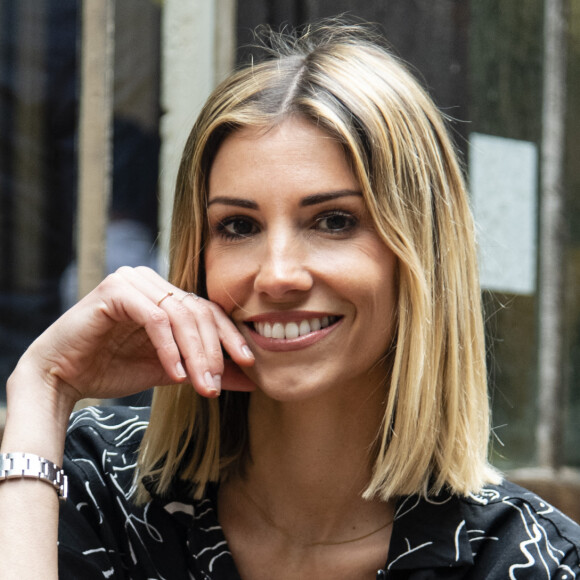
left=353, top=246, right=398, bottom=326
left=378, top=253, right=398, bottom=326
left=204, top=248, right=249, bottom=313
left=204, top=252, right=229, bottom=306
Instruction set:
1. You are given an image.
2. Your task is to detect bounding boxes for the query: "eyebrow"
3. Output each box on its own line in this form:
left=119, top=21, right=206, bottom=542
left=207, top=197, right=258, bottom=209
left=207, top=190, right=362, bottom=209
left=299, top=190, right=362, bottom=207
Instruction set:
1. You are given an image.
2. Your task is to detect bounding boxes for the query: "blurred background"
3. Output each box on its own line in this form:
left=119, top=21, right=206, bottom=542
left=0, top=0, right=578, bottom=517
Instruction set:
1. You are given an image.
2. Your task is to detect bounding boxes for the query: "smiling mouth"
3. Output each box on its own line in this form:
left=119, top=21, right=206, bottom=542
left=249, top=316, right=341, bottom=339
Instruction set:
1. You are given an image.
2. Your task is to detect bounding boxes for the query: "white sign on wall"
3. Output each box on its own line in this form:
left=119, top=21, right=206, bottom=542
left=469, top=133, right=538, bottom=295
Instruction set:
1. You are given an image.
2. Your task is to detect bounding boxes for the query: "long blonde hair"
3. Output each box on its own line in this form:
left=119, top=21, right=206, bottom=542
left=136, top=22, right=499, bottom=504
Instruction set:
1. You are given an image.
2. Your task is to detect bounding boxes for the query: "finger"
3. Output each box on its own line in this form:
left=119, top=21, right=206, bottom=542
left=125, top=270, right=226, bottom=397
left=93, top=274, right=188, bottom=385
left=117, top=266, right=176, bottom=299
left=206, top=303, right=255, bottom=367
left=178, top=298, right=224, bottom=375
left=159, top=289, right=254, bottom=393
left=166, top=299, right=224, bottom=397
left=131, top=268, right=254, bottom=366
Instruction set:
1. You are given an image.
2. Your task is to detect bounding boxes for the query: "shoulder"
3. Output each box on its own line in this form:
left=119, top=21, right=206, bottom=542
left=460, top=479, right=580, bottom=576
left=462, top=479, right=580, bottom=542
left=387, top=479, right=580, bottom=578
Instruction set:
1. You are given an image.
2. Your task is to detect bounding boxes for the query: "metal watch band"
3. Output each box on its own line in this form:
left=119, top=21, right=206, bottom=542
left=0, top=452, right=68, bottom=501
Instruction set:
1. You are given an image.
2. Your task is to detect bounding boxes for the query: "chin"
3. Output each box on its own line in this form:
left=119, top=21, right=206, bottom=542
left=247, top=367, right=335, bottom=403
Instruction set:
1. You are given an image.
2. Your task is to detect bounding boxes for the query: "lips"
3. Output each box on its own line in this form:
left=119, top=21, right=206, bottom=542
left=243, top=313, right=342, bottom=351
left=252, top=316, right=339, bottom=339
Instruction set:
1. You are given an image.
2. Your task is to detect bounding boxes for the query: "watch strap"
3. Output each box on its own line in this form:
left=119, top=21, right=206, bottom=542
left=0, top=452, right=68, bottom=500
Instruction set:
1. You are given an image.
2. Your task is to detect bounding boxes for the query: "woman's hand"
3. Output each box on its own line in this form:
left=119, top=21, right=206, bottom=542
left=14, top=266, right=256, bottom=407
left=0, top=266, right=256, bottom=579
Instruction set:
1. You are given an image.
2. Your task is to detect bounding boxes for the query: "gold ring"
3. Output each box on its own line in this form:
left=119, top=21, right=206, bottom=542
left=182, top=292, right=199, bottom=301
left=157, top=291, right=174, bottom=306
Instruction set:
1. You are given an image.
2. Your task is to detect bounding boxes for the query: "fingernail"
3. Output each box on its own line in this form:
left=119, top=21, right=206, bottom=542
left=176, top=361, right=187, bottom=378
left=242, top=345, right=254, bottom=359
left=205, top=371, right=221, bottom=396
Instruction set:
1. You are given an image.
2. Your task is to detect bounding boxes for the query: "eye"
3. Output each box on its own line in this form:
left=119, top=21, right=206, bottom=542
left=315, top=211, right=358, bottom=234
left=216, top=216, right=259, bottom=240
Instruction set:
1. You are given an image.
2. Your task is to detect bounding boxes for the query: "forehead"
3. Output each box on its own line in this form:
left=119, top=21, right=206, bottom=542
left=207, top=117, right=360, bottom=202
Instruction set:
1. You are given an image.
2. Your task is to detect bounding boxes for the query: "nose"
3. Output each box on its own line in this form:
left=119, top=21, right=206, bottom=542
left=253, top=231, right=313, bottom=299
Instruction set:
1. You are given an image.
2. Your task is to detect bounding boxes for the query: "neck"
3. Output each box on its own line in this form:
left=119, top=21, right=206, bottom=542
left=251, top=390, right=380, bottom=485
left=225, top=384, right=391, bottom=545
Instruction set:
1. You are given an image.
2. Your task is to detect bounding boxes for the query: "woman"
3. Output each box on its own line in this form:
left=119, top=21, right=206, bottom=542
left=1, top=22, right=579, bottom=579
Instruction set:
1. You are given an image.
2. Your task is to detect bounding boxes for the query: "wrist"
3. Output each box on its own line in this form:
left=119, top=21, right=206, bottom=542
left=2, top=364, right=77, bottom=464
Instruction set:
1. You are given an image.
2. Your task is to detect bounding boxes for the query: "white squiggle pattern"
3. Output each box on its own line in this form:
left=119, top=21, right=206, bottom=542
left=467, top=527, right=499, bottom=556
left=394, top=492, right=453, bottom=522
left=394, top=494, right=422, bottom=521
left=468, top=487, right=501, bottom=505
left=387, top=538, right=434, bottom=569
left=164, top=501, right=195, bottom=516
left=82, top=547, right=107, bottom=555
left=509, top=523, right=548, bottom=579
left=454, top=520, right=466, bottom=561
left=83, top=481, right=104, bottom=524
left=503, top=498, right=559, bottom=578
left=71, top=457, right=107, bottom=486
left=197, top=540, right=228, bottom=559
left=209, top=550, right=232, bottom=573
left=536, top=499, right=555, bottom=517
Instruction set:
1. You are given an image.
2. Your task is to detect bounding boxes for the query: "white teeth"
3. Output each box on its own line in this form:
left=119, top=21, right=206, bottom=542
left=299, top=320, right=311, bottom=336
left=253, top=316, right=337, bottom=339
left=263, top=322, right=272, bottom=338
left=272, top=322, right=285, bottom=339
left=285, top=322, right=299, bottom=339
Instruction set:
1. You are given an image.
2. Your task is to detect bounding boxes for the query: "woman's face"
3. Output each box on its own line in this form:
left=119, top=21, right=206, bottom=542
left=205, top=117, right=397, bottom=401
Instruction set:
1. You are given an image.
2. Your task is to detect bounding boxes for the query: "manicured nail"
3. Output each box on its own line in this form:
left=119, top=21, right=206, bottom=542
left=242, top=345, right=254, bottom=359
left=176, top=361, right=187, bottom=378
left=205, top=371, right=221, bottom=396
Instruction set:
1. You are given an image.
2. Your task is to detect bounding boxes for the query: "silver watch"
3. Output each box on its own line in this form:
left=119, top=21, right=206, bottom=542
left=0, top=452, right=68, bottom=500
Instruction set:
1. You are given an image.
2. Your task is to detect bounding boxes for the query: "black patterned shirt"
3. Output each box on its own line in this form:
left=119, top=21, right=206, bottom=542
left=58, top=406, right=580, bottom=579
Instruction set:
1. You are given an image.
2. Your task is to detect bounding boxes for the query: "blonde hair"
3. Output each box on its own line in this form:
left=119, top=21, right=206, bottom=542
left=136, top=21, right=500, bottom=504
